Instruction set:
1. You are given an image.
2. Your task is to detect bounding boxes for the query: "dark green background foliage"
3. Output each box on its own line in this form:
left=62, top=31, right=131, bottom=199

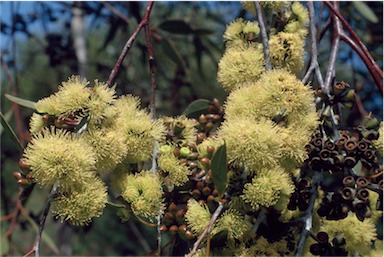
left=0, top=2, right=382, bottom=256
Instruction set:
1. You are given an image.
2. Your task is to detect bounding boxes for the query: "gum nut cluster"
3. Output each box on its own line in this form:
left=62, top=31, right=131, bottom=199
left=220, top=69, right=318, bottom=173
left=23, top=76, right=165, bottom=225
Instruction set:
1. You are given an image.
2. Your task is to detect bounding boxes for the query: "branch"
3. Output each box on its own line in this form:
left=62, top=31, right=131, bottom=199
left=302, top=1, right=324, bottom=88
left=324, top=1, right=383, bottom=94
left=102, top=2, right=130, bottom=24
left=252, top=209, right=266, bottom=234
left=254, top=2, right=272, bottom=70
left=324, top=1, right=383, bottom=78
left=24, top=184, right=57, bottom=257
left=324, top=2, right=342, bottom=94
left=186, top=202, right=224, bottom=257
left=106, top=1, right=155, bottom=87
left=295, top=172, right=323, bottom=257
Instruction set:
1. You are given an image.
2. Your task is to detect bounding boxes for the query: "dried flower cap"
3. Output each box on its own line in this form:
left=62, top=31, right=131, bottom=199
left=36, top=76, right=90, bottom=117
left=24, top=127, right=96, bottom=191
left=218, top=118, right=283, bottom=172
left=185, top=199, right=211, bottom=235
left=269, top=32, right=305, bottom=73
left=82, top=128, right=127, bottom=174
left=320, top=213, right=377, bottom=256
left=218, top=45, right=265, bottom=92
left=121, top=171, right=164, bottom=220
left=213, top=209, right=252, bottom=240
left=51, top=176, right=107, bottom=226
left=29, top=113, right=45, bottom=134
left=242, top=167, right=294, bottom=210
left=158, top=147, right=191, bottom=186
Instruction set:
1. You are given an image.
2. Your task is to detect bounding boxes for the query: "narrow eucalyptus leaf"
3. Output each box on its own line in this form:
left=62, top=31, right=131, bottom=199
left=5, top=94, right=36, bottom=110
left=353, top=2, right=379, bottom=23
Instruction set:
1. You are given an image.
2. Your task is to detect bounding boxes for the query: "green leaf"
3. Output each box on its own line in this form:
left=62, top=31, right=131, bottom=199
left=352, top=160, right=363, bottom=176
left=182, top=99, right=210, bottom=119
left=211, top=143, right=228, bottom=197
left=353, top=2, right=379, bottom=23
left=5, top=94, right=36, bottom=109
left=161, top=38, right=187, bottom=71
left=0, top=109, right=13, bottom=135
left=158, top=20, right=194, bottom=34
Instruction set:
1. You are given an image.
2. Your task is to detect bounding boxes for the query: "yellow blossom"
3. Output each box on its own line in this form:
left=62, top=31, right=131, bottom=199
left=234, top=236, right=290, bottom=257
left=217, top=45, right=265, bottom=92
left=158, top=148, right=191, bottom=186
left=161, top=116, right=198, bottom=145
left=320, top=213, right=377, bottom=256
left=51, top=177, right=107, bottom=226
left=121, top=171, right=164, bottom=220
left=24, top=127, right=96, bottom=191
left=218, top=118, right=283, bottom=172
left=213, top=209, right=252, bottom=240
left=185, top=199, right=211, bottom=235
left=29, top=113, right=45, bottom=134
left=269, top=32, right=305, bottom=73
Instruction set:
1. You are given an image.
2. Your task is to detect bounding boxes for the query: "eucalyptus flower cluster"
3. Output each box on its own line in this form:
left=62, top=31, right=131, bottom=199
left=23, top=76, right=165, bottom=225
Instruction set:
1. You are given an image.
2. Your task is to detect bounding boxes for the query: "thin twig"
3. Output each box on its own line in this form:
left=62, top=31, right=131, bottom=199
left=295, top=172, right=323, bottom=257
left=106, top=1, right=155, bottom=87
left=302, top=2, right=324, bottom=88
left=254, top=1, right=271, bottom=70
left=5, top=197, right=22, bottom=238
left=186, top=202, right=224, bottom=257
left=24, top=184, right=58, bottom=257
left=102, top=2, right=130, bottom=24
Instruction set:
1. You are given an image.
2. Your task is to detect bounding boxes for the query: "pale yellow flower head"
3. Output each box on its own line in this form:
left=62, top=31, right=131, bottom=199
left=29, top=113, right=45, bottom=134
left=121, top=171, right=164, bottom=220
left=51, top=176, right=107, bottom=226
left=269, top=32, right=305, bottom=73
left=213, top=209, right=252, bottom=240
left=24, top=127, right=96, bottom=191
left=196, top=137, right=224, bottom=157
left=36, top=76, right=90, bottom=117
left=161, top=115, right=198, bottom=144
left=223, top=18, right=260, bottom=49
left=320, top=213, right=377, bottom=256
left=242, top=167, right=294, bottom=210
left=218, top=45, right=265, bottom=92
left=185, top=199, right=211, bottom=235
left=113, top=96, right=166, bottom=163
left=158, top=148, right=191, bottom=186
left=86, top=80, right=116, bottom=126
left=218, top=118, right=283, bottom=172
left=234, top=236, right=290, bottom=257
left=83, top=128, right=127, bottom=174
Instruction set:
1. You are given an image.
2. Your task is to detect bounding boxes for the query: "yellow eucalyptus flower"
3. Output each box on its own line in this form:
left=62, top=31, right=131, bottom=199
left=24, top=127, right=96, bottom=191
left=185, top=199, right=211, bottom=235
left=121, top=171, right=164, bottom=220
left=158, top=148, right=191, bottom=186
left=51, top=176, right=107, bottom=226
left=217, top=45, right=265, bottom=92
left=29, top=113, right=45, bottom=134
left=161, top=116, right=198, bottom=144
left=213, top=209, right=252, bottom=240
left=218, top=118, right=283, bottom=172
left=83, top=128, right=127, bottom=174
left=234, top=236, right=290, bottom=257
left=242, top=167, right=294, bottom=210
left=320, top=213, right=377, bottom=256
left=269, top=32, right=305, bottom=73
left=36, top=76, right=90, bottom=117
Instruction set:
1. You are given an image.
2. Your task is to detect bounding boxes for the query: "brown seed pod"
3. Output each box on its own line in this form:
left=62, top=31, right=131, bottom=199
left=169, top=225, right=178, bottom=234
left=341, top=187, right=355, bottom=201
left=356, top=177, right=370, bottom=189
left=342, top=176, right=355, bottom=187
